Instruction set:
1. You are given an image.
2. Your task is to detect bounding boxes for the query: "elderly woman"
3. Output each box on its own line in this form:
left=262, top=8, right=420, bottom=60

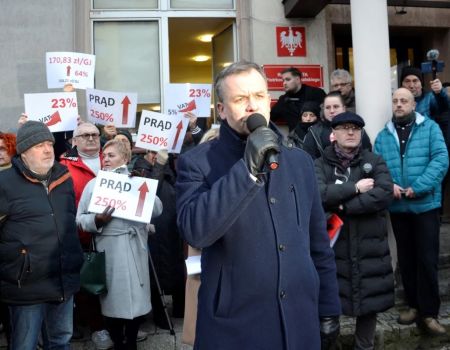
left=314, top=112, right=394, bottom=350
left=77, top=139, right=162, bottom=350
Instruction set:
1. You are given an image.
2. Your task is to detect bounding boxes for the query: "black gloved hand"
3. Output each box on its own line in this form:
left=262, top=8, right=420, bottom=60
left=320, top=316, right=340, bottom=350
left=94, top=206, right=115, bottom=229
left=243, top=127, right=280, bottom=177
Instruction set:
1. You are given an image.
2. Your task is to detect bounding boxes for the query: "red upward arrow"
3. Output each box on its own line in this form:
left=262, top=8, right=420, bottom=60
left=66, top=65, right=71, bottom=76
left=135, top=182, right=149, bottom=217
left=121, top=96, right=131, bottom=125
left=178, top=99, right=196, bottom=113
left=172, top=121, right=183, bottom=150
left=46, top=111, right=62, bottom=126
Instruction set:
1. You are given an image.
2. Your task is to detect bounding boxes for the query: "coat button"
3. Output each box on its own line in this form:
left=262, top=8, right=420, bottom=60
left=279, top=244, right=286, bottom=252
left=280, top=290, right=286, bottom=299
left=269, top=197, right=276, bottom=204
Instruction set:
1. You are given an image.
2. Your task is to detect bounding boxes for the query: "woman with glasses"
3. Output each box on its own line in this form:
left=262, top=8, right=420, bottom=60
left=314, top=112, right=394, bottom=350
left=303, top=92, right=372, bottom=159
left=77, top=139, right=163, bottom=350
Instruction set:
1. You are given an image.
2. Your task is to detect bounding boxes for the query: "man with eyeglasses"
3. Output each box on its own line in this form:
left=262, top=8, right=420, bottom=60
left=60, top=123, right=114, bottom=349
left=330, top=69, right=355, bottom=113
left=271, top=67, right=326, bottom=131
left=315, top=112, right=394, bottom=350
left=375, top=88, right=448, bottom=336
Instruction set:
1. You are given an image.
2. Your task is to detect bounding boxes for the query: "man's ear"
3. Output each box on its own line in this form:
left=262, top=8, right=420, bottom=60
left=217, top=102, right=226, bottom=120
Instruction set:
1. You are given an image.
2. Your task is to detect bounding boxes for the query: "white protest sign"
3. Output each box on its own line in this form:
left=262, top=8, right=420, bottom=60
left=88, top=170, right=158, bottom=224
left=46, top=52, right=95, bottom=89
left=164, top=83, right=212, bottom=118
left=135, top=110, right=188, bottom=154
left=24, top=92, right=78, bottom=132
left=86, top=88, right=137, bottom=128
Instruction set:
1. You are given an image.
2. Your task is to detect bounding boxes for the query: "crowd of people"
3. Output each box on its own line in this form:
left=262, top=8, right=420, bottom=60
left=0, top=61, right=449, bottom=350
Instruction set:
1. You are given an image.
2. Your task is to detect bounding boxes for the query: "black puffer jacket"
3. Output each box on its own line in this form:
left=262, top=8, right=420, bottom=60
left=0, top=156, right=83, bottom=305
left=314, top=146, right=395, bottom=316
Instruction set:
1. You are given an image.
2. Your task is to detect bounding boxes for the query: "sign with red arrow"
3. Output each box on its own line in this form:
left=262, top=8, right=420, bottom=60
left=46, top=52, right=95, bottom=89
left=164, top=83, right=212, bottom=118
left=88, top=170, right=158, bottom=224
left=24, top=92, right=78, bottom=132
left=86, top=88, right=137, bottom=128
left=135, top=110, right=188, bottom=154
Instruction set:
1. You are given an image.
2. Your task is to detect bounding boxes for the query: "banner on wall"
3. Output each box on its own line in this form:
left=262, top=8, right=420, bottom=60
left=263, top=64, right=324, bottom=90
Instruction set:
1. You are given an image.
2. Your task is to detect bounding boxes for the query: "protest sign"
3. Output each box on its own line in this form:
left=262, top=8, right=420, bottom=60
left=24, top=92, right=78, bottom=132
left=86, top=88, right=137, bottom=128
left=46, top=52, right=95, bottom=89
left=164, top=83, right=212, bottom=118
left=88, top=170, right=158, bottom=224
left=135, top=110, right=188, bottom=154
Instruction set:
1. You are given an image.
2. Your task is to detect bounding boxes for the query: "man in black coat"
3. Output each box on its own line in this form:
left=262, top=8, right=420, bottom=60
left=270, top=67, right=326, bottom=131
left=315, top=112, right=394, bottom=350
left=0, top=121, right=83, bottom=350
left=176, top=61, right=340, bottom=350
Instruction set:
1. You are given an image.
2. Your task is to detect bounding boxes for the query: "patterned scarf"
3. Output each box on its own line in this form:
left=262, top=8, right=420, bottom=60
left=333, top=142, right=360, bottom=170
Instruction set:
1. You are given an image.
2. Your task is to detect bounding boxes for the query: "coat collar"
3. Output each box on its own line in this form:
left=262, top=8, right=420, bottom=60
left=386, top=111, right=425, bottom=134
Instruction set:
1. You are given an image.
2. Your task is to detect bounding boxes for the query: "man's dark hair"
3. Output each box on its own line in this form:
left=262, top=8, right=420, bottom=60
left=280, top=67, right=302, bottom=78
left=214, top=61, right=267, bottom=103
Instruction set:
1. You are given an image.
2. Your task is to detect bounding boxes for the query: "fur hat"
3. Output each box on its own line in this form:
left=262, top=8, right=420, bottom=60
left=401, top=66, right=423, bottom=85
left=16, top=121, right=55, bottom=154
left=331, top=112, right=365, bottom=128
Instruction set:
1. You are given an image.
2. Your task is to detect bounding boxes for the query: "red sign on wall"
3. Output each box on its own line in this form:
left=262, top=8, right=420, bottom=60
left=263, top=64, right=324, bottom=90
left=276, top=26, right=306, bottom=57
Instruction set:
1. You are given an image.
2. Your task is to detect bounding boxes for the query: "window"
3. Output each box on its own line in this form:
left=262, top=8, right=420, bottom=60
left=94, top=21, right=160, bottom=104
left=170, top=0, right=233, bottom=9
left=93, top=0, right=158, bottom=9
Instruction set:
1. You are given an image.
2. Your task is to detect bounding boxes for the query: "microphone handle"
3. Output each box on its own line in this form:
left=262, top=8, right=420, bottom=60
left=266, top=151, right=279, bottom=171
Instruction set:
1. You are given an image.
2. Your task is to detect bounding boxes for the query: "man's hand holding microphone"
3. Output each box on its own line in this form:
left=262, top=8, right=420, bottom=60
left=244, top=113, right=280, bottom=179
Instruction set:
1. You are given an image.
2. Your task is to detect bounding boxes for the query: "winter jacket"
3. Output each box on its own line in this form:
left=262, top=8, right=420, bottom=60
left=176, top=121, right=340, bottom=350
left=76, top=167, right=163, bottom=319
left=60, top=147, right=102, bottom=247
left=271, top=84, right=326, bottom=131
left=374, top=112, right=448, bottom=213
left=0, top=156, right=83, bottom=305
left=415, top=89, right=449, bottom=121
left=315, top=146, right=394, bottom=316
left=303, top=120, right=372, bottom=160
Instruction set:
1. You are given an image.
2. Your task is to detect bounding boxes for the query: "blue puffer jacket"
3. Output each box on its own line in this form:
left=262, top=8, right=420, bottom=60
left=415, top=89, right=449, bottom=120
left=374, top=112, right=448, bottom=214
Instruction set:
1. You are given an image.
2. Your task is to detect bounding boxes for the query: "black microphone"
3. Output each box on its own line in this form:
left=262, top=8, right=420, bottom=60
left=246, top=113, right=279, bottom=170
left=362, top=162, right=373, bottom=178
left=426, top=49, right=440, bottom=80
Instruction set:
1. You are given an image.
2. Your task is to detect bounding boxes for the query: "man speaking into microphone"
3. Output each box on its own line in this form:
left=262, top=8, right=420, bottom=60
left=176, top=61, right=340, bottom=350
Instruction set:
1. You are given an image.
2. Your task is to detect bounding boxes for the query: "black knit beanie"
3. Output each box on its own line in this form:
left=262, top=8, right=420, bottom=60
left=400, top=66, right=423, bottom=85
left=16, top=121, right=55, bottom=154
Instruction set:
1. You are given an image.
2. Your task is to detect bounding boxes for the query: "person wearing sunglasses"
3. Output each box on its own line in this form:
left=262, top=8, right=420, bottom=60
left=315, top=112, right=395, bottom=350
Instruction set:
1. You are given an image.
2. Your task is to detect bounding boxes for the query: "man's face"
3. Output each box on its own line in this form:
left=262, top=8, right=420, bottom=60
left=332, top=123, right=362, bottom=151
left=330, top=78, right=352, bottom=97
left=392, top=88, right=416, bottom=118
left=21, top=141, right=54, bottom=175
left=281, top=72, right=301, bottom=94
left=74, top=124, right=101, bottom=155
left=0, top=139, right=12, bottom=167
left=217, top=69, right=271, bottom=135
left=402, top=75, right=422, bottom=98
left=323, top=96, right=346, bottom=121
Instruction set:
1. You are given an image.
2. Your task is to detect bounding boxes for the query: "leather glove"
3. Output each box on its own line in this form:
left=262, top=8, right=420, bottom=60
left=156, top=149, right=169, bottom=166
left=129, top=169, right=144, bottom=177
left=320, top=316, right=340, bottom=350
left=94, top=206, right=115, bottom=229
left=243, top=127, right=280, bottom=177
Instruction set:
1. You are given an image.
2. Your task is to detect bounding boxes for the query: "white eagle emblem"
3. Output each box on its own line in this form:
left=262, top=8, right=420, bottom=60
left=280, top=27, right=302, bottom=56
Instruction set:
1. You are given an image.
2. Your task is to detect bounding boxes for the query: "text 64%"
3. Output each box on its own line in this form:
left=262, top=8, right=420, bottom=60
left=140, top=134, right=168, bottom=147
left=94, top=197, right=127, bottom=210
